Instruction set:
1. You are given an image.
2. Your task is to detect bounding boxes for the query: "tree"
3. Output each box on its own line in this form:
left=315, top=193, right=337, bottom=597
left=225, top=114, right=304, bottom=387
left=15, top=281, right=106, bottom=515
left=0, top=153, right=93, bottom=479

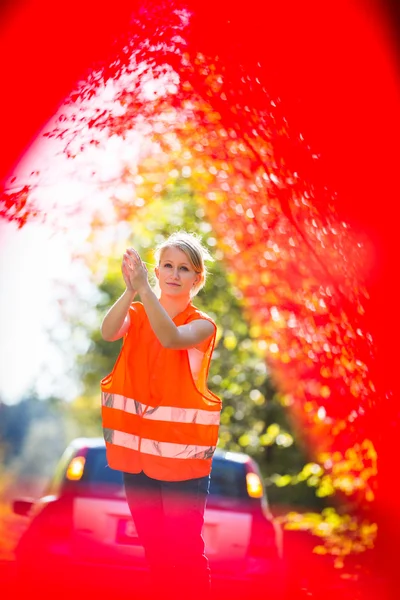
left=74, top=174, right=324, bottom=511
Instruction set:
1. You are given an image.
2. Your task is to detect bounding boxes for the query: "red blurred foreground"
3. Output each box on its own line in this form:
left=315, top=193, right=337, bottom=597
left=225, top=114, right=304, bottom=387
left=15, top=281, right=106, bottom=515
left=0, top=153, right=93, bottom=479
left=1, top=1, right=399, bottom=598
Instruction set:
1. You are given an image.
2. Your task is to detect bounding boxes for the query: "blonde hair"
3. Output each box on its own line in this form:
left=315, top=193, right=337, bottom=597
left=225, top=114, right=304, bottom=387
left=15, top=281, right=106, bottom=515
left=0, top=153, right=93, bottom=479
left=154, top=231, right=214, bottom=297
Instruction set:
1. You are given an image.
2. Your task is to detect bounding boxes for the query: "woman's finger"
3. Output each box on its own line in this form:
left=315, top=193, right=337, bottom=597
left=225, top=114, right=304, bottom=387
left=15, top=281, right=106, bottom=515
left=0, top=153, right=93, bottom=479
left=123, top=257, right=132, bottom=270
left=130, top=248, right=140, bottom=261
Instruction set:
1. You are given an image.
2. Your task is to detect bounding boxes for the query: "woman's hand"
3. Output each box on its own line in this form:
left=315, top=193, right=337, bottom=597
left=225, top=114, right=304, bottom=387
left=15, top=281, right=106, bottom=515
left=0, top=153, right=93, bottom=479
left=123, top=248, right=149, bottom=294
left=122, top=252, right=135, bottom=292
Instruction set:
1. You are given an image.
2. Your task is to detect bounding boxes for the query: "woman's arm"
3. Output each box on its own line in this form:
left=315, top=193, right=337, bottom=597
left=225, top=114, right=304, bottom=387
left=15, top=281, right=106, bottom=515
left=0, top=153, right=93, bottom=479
left=139, top=286, right=214, bottom=349
left=100, top=251, right=137, bottom=341
left=100, top=289, right=136, bottom=341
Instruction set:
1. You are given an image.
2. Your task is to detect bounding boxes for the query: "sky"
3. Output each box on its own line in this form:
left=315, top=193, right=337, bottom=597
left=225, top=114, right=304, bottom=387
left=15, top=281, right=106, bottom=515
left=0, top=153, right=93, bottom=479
left=0, top=87, right=145, bottom=404
left=0, top=58, right=185, bottom=405
left=0, top=219, right=89, bottom=403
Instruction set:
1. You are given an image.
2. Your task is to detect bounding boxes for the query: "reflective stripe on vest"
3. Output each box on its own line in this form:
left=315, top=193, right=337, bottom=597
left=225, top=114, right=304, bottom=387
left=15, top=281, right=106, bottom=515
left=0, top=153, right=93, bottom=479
left=103, top=428, right=215, bottom=460
left=102, top=392, right=221, bottom=426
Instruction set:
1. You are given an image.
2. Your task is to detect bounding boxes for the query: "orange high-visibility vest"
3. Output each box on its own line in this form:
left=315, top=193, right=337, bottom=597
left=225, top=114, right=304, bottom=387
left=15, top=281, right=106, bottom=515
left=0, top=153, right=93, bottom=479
left=100, top=301, right=222, bottom=481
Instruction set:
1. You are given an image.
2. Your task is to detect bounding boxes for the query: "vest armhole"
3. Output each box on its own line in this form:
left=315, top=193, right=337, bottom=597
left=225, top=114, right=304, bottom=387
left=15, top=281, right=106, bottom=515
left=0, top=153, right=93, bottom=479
left=185, top=311, right=217, bottom=353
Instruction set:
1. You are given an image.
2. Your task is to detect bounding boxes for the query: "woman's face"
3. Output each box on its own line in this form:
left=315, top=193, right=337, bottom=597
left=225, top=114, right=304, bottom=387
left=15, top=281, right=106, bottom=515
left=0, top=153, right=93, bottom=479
left=155, top=246, right=200, bottom=298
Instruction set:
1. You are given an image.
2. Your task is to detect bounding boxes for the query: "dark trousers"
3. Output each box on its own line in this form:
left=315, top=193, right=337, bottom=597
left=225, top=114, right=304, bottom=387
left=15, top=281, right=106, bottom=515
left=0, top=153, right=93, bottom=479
left=123, top=471, right=211, bottom=600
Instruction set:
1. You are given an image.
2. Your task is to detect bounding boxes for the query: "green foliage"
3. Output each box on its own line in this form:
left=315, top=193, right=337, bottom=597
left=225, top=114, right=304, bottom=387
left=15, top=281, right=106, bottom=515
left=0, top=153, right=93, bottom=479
left=75, top=176, right=323, bottom=509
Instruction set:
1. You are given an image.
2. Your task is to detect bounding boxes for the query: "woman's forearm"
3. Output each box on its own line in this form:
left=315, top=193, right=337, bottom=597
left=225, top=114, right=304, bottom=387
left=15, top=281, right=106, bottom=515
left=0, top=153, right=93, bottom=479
left=138, top=285, right=178, bottom=347
left=101, top=289, right=137, bottom=341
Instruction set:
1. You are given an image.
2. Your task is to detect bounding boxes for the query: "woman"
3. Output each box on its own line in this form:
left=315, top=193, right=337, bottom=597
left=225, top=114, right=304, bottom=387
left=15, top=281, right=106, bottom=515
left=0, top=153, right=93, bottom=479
left=100, top=231, right=222, bottom=599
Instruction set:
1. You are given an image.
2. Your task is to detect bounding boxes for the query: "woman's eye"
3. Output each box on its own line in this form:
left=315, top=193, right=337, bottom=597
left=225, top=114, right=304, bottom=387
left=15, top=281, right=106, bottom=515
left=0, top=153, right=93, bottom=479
left=164, top=263, right=172, bottom=268
left=180, top=266, right=189, bottom=271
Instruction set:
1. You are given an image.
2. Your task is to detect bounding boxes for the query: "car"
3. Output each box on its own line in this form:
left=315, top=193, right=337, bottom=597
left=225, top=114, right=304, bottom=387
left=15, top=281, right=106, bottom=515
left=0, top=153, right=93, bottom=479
left=12, top=437, right=286, bottom=598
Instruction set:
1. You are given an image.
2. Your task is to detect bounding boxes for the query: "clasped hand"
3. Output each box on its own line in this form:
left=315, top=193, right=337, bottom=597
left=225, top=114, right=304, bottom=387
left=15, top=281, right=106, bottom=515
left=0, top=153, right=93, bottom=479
left=122, top=248, right=149, bottom=293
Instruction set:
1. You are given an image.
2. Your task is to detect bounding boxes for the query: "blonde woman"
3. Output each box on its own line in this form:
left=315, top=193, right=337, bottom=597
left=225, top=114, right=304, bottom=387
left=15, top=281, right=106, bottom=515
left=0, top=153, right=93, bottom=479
left=100, top=232, right=222, bottom=599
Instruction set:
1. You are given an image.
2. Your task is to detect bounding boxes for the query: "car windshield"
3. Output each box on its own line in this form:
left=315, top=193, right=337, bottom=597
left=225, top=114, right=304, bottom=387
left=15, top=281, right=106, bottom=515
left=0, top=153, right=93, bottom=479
left=82, top=448, right=248, bottom=498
